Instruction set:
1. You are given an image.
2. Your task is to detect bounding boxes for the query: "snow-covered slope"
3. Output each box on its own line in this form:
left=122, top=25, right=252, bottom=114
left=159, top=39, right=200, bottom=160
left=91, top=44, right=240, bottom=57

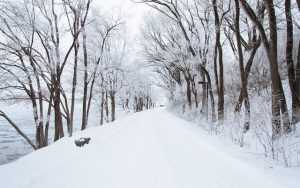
left=0, top=108, right=299, bottom=188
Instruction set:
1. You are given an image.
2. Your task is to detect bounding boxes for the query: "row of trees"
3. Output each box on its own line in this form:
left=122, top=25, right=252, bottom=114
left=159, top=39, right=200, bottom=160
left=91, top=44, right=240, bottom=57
left=139, top=0, right=300, bottom=139
left=0, top=0, right=154, bottom=150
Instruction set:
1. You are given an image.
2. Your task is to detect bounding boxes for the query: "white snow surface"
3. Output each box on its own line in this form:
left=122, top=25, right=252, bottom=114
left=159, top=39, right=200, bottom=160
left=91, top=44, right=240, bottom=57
left=0, top=108, right=299, bottom=188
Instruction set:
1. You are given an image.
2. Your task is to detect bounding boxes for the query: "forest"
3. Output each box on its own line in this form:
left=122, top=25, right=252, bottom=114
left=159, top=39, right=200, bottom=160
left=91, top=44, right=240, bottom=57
left=0, top=0, right=299, bottom=167
left=139, top=0, right=300, bottom=166
left=0, top=0, right=155, bottom=150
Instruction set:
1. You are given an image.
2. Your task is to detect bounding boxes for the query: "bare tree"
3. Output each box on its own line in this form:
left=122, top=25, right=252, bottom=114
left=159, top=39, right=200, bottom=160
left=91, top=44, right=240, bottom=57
left=284, top=0, right=300, bottom=125
left=212, top=0, right=231, bottom=123
left=239, top=0, right=291, bottom=138
left=139, top=0, right=217, bottom=122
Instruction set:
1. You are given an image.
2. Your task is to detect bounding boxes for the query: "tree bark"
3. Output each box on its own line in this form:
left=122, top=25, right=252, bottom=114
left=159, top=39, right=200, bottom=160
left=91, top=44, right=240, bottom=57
left=285, top=0, right=300, bottom=126
left=54, top=83, right=64, bottom=141
left=200, top=65, right=217, bottom=123
left=234, top=0, right=250, bottom=132
left=234, top=39, right=261, bottom=112
left=111, top=92, right=116, bottom=122
left=44, top=91, right=53, bottom=146
left=100, top=90, right=105, bottom=125
left=191, top=78, right=199, bottom=108
left=266, top=0, right=290, bottom=136
left=213, top=0, right=224, bottom=123
left=81, top=26, right=88, bottom=130
left=295, top=41, right=300, bottom=124
left=70, top=40, right=79, bottom=136
left=105, top=90, right=109, bottom=122
left=186, top=78, right=192, bottom=108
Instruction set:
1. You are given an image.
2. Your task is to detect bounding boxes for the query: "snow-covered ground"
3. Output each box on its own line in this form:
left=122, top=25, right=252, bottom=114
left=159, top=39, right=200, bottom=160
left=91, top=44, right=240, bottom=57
left=0, top=108, right=299, bottom=188
left=0, top=102, right=132, bottom=165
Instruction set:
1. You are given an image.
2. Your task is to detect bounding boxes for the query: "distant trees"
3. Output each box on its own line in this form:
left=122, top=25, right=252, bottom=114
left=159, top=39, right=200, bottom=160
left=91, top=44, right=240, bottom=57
left=141, top=0, right=217, bottom=122
left=139, top=0, right=300, bottom=139
left=0, top=0, right=155, bottom=149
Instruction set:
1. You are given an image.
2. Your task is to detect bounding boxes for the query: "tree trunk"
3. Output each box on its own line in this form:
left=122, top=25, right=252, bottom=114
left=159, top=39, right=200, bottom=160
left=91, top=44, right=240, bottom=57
left=105, top=90, right=109, bottom=122
left=111, top=92, right=116, bottom=122
left=200, top=66, right=217, bottom=123
left=134, top=96, right=138, bottom=113
left=81, top=26, right=88, bottom=130
left=239, top=0, right=290, bottom=138
left=70, top=41, right=79, bottom=136
left=266, top=0, right=290, bottom=135
left=213, top=0, right=224, bottom=123
left=100, top=90, right=104, bottom=125
left=293, top=41, right=300, bottom=124
left=234, top=40, right=261, bottom=112
left=139, top=97, right=144, bottom=112
left=200, top=74, right=208, bottom=117
left=191, top=79, right=198, bottom=108
left=285, top=0, right=300, bottom=126
left=235, top=0, right=250, bottom=132
left=186, top=78, right=192, bottom=108
left=44, top=92, right=53, bottom=146
left=54, top=84, right=64, bottom=141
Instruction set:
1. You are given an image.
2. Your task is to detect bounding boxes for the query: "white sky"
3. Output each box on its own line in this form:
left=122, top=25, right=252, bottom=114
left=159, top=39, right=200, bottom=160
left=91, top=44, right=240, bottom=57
left=94, top=0, right=150, bottom=37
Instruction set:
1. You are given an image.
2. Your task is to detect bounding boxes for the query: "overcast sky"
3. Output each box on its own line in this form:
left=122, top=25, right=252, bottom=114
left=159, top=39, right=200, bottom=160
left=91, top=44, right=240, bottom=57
left=94, top=0, right=150, bottom=37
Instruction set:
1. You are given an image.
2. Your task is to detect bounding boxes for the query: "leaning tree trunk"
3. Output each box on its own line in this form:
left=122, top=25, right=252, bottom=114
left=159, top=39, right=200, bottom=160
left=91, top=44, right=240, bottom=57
left=234, top=39, right=261, bottom=113
left=0, top=111, right=37, bottom=150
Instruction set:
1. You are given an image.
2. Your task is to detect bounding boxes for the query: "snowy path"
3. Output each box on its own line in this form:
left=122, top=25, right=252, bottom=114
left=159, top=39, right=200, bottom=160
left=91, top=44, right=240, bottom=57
left=0, top=108, right=297, bottom=188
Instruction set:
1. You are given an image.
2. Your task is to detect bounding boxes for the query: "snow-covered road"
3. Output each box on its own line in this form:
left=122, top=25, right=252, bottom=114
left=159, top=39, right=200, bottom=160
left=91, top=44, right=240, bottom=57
left=0, top=108, right=298, bottom=188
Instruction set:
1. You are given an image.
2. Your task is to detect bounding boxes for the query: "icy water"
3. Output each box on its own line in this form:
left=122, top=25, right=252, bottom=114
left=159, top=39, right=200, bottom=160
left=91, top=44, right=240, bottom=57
left=0, top=119, right=64, bottom=165
left=0, top=121, right=35, bottom=165
left=0, top=104, right=57, bottom=165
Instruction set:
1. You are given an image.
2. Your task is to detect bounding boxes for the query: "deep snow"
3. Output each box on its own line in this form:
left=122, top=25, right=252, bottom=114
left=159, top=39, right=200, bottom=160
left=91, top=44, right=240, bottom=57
left=0, top=108, right=299, bottom=188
